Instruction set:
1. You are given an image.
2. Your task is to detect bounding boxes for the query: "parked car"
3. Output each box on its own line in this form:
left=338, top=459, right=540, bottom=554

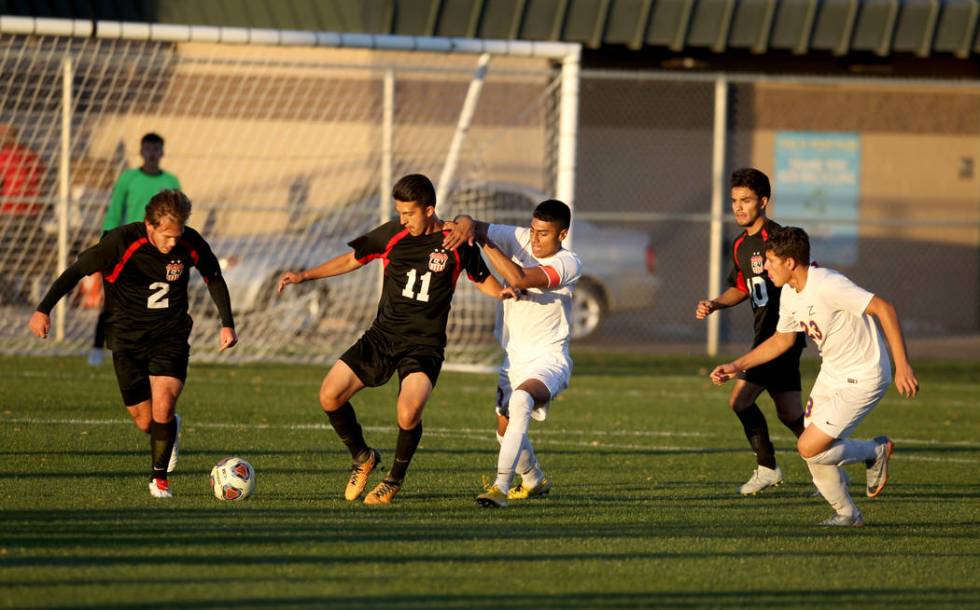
left=204, top=182, right=658, bottom=339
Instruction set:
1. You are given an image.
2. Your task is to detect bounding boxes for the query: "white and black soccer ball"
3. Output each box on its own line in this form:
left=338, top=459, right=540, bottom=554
left=210, top=456, right=255, bottom=501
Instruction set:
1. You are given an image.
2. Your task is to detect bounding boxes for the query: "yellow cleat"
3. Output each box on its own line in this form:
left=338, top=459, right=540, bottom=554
left=476, top=485, right=508, bottom=508
left=344, top=448, right=381, bottom=501
left=363, top=479, right=401, bottom=505
left=507, top=477, right=553, bottom=500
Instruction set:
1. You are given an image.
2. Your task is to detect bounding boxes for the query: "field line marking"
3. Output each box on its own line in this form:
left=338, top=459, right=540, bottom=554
left=3, top=417, right=980, bottom=461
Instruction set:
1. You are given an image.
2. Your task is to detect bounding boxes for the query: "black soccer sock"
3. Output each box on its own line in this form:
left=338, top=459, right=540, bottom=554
left=387, top=421, right=423, bottom=483
left=149, top=418, right=177, bottom=481
left=326, top=402, right=370, bottom=461
left=735, top=404, right=776, bottom=469
left=781, top=414, right=806, bottom=438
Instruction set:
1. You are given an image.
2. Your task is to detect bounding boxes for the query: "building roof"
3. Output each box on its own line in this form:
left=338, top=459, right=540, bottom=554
left=3, top=0, right=978, bottom=60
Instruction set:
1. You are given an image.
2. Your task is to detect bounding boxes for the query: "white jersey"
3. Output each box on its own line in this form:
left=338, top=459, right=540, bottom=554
left=487, top=224, right=582, bottom=357
left=777, top=266, right=891, bottom=382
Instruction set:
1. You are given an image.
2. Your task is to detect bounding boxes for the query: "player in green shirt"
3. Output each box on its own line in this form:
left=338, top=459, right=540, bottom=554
left=90, top=133, right=181, bottom=366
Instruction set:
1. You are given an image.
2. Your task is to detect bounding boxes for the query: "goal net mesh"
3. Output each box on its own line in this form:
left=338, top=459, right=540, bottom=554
left=0, top=32, right=567, bottom=368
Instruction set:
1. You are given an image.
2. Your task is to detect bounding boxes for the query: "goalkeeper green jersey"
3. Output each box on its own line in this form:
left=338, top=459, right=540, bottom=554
left=102, top=168, right=181, bottom=231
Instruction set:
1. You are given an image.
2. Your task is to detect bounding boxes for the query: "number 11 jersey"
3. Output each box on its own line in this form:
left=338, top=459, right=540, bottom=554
left=349, top=221, right=491, bottom=348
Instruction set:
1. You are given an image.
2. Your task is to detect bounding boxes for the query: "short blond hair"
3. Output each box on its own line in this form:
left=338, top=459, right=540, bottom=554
left=145, top=189, right=192, bottom=226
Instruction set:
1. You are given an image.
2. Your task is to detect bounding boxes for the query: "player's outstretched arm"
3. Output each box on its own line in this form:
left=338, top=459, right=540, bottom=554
left=481, top=239, right=553, bottom=290
left=277, top=251, right=363, bottom=293
left=29, top=263, right=88, bottom=338
left=473, top=274, right=515, bottom=300
left=865, top=295, right=919, bottom=398
left=710, top=331, right=797, bottom=385
left=442, top=215, right=488, bottom=249
left=696, top=287, right=748, bottom=320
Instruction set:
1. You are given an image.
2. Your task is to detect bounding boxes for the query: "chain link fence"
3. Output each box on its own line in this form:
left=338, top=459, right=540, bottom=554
left=1, top=24, right=977, bottom=362
left=572, top=70, right=979, bottom=355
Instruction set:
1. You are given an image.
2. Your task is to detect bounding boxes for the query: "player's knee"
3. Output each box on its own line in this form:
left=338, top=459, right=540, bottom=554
left=509, top=390, right=534, bottom=417
left=777, top=410, right=801, bottom=427
left=397, top=410, right=421, bottom=430
left=319, top=387, right=344, bottom=412
left=131, top=415, right=151, bottom=434
left=729, top=395, right=753, bottom=411
left=797, top=439, right=820, bottom=460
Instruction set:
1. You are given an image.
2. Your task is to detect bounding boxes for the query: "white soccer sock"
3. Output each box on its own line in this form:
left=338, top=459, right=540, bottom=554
left=494, top=390, right=534, bottom=492
left=807, top=462, right=859, bottom=517
left=517, top=436, right=543, bottom=488
left=806, top=438, right=878, bottom=466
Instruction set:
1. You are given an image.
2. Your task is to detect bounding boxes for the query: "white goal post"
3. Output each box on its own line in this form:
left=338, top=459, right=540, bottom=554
left=0, top=16, right=580, bottom=369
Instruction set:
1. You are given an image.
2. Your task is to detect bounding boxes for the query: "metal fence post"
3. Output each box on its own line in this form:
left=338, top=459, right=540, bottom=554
left=55, top=55, right=72, bottom=342
left=707, top=74, right=728, bottom=357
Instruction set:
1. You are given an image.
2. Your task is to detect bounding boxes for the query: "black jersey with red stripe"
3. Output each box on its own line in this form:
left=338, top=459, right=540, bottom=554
left=349, top=221, right=491, bottom=347
left=727, top=219, right=804, bottom=349
left=78, top=222, right=223, bottom=347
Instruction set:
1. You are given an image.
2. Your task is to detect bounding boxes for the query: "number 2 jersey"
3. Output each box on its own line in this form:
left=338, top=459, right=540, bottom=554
left=727, top=219, right=805, bottom=352
left=37, top=222, right=234, bottom=349
left=348, top=221, right=491, bottom=348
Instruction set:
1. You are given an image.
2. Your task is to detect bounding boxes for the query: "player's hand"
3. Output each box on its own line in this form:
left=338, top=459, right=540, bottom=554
left=442, top=216, right=475, bottom=250
left=277, top=271, right=304, bottom=293
left=28, top=311, right=50, bottom=339
left=893, top=364, right=919, bottom=398
left=710, top=363, right=739, bottom=385
left=695, top=299, right=716, bottom=320
left=500, top=287, right=521, bottom=301
left=218, top=326, right=238, bottom=352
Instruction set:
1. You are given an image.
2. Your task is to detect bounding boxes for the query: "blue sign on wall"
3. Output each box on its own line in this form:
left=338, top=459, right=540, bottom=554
left=774, top=132, right=860, bottom=266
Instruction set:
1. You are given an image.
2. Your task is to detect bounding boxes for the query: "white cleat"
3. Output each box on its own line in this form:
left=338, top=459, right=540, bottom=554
left=739, top=465, right=784, bottom=495
left=86, top=347, right=105, bottom=367
left=167, top=415, right=181, bottom=473
left=148, top=478, right=173, bottom=498
left=819, top=511, right=864, bottom=527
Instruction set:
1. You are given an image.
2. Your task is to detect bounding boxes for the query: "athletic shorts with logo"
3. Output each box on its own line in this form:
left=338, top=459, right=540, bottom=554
left=805, top=369, right=891, bottom=439
left=340, top=327, right=444, bottom=388
left=495, top=351, right=571, bottom=421
left=112, top=335, right=190, bottom=406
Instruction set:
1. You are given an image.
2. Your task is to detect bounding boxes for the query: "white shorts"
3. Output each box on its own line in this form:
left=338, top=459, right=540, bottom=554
left=805, top=370, right=890, bottom=439
left=495, top=352, right=571, bottom=422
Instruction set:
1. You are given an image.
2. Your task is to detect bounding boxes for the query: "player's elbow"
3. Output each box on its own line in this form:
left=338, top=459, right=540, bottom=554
left=867, top=294, right=894, bottom=316
left=509, top=276, right=532, bottom=290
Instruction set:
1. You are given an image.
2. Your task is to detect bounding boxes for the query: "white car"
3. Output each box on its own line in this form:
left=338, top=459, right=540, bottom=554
left=205, top=183, right=658, bottom=339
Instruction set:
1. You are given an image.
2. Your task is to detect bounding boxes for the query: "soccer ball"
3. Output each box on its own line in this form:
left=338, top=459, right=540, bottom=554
left=210, top=456, right=255, bottom=501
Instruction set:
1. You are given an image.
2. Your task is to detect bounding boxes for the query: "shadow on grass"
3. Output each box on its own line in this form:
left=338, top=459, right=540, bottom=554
left=10, top=587, right=980, bottom=609
left=3, top=505, right=979, bottom=554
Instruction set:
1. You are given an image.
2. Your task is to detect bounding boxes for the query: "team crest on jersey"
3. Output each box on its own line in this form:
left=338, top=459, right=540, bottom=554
left=751, top=252, right=764, bottom=274
left=166, top=260, right=184, bottom=281
left=428, top=249, right=449, bottom=272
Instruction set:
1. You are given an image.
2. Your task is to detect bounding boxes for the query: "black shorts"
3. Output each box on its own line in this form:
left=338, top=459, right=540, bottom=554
left=340, top=328, right=444, bottom=388
left=739, top=342, right=803, bottom=395
left=111, top=337, right=190, bottom=406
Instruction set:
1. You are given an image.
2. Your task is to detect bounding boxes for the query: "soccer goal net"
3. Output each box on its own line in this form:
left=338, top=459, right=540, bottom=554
left=0, top=18, right=579, bottom=369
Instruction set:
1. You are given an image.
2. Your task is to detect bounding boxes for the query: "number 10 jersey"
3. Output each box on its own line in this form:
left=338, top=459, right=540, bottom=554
left=727, top=219, right=803, bottom=350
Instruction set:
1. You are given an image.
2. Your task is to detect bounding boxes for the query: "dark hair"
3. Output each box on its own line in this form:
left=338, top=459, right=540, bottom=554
left=141, top=132, right=164, bottom=146
left=392, top=174, right=436, bottom=208
left=765, top=226, right=809, bottom=266
left=532, top=199, right=571, bottom=230
left=145, top=189, right=192, bottom=226
left=730, top=167, right=770, bottom=200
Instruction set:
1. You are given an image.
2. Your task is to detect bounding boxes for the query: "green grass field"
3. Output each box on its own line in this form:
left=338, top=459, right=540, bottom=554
left=1, top=353, right=978, bottom=609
